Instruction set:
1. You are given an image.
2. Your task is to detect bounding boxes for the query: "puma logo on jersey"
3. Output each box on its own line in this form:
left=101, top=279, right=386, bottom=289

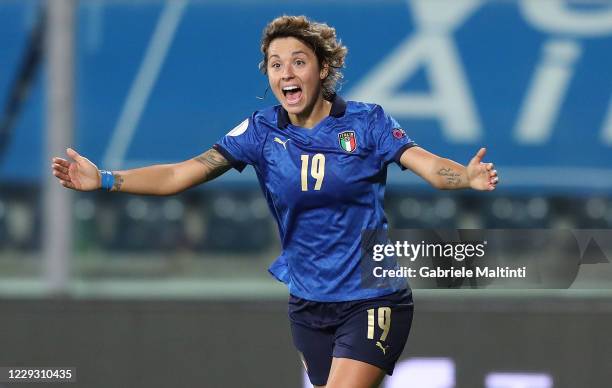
left=274, top=137, right=291, bottom=149
left=376, top=341, right=390, bottom=355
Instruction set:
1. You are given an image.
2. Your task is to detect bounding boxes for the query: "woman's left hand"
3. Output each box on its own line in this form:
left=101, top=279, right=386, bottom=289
left=466, top=147, right=499, bottom=191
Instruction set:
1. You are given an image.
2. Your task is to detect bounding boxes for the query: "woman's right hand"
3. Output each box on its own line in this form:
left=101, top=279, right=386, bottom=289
left=51, top=148, right=101, bottom=191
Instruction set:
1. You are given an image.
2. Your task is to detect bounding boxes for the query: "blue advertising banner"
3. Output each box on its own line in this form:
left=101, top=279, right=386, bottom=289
left=1, top=0, right=611, bottom=192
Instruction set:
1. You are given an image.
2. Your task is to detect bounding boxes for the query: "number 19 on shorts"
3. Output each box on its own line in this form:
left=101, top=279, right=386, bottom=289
left=367, top=307, right=391, bottom=342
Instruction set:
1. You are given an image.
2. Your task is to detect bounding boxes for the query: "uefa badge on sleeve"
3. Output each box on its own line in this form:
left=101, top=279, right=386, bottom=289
left=338, top=131, right=357, bottom=153
left=392, top=128, right=406, bottom=140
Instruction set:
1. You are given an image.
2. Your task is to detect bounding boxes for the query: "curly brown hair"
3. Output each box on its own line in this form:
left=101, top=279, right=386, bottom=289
left=259, top=15, right=348, bottom=100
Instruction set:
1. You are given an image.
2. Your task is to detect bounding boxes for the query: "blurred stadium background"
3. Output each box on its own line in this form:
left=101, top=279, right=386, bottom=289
left=1, top=0, right=612, bottom=387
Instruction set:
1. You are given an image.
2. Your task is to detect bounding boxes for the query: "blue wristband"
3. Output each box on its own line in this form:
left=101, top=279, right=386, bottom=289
left=99, top=170, right=115, bottom=191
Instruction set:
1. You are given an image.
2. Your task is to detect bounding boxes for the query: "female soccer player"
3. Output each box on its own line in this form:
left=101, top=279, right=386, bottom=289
left=52, top=15, right=498, bottom=388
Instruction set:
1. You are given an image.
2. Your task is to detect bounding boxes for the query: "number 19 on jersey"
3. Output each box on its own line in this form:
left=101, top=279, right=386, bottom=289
left=300, top=154, right=326, bottom=191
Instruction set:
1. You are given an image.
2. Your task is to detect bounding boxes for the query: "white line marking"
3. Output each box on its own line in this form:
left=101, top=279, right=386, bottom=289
left=103, top=0, right=188, bottom=169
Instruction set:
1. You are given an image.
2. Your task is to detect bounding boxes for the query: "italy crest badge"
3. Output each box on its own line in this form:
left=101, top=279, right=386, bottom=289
left=338, top=131, right=357, bottom=153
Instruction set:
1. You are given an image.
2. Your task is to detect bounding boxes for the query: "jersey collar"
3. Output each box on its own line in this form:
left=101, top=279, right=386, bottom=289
left=277, top=93, right=347, bottom=129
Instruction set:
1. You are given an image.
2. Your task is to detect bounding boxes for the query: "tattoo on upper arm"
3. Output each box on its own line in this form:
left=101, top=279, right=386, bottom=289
left=195, top=149, right=230, bottom=168
left=194, top=148, right=231, bottom=181
left=112, top=173, right=124, bottom=191
left=437, top=167, right=462, bottom=186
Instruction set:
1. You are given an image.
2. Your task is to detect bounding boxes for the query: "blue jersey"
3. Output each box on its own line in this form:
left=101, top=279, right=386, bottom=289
left=214, top=95, right=416, bottom=302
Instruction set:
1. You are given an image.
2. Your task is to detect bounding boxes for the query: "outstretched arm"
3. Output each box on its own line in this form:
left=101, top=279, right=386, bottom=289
left=51, top=147, right=232, bottom=195
left=399, top=146, right=498, bottom=191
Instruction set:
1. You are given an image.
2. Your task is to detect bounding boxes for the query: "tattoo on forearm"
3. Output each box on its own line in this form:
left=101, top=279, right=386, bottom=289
left=437, top=167, right=462, bottom=186
left=194, top=148, right=231, bottom=181
left=113, top=173, right=124, bottom=191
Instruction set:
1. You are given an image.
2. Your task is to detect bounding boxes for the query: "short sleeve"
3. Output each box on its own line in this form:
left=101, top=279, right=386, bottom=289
left=214, top=114, right=264, bottom=172
left=369, top=105, right=416, bottom=170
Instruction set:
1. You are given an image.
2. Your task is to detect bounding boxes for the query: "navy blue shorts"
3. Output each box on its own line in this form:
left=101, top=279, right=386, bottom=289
left=288, top=289, right=414, bottom=386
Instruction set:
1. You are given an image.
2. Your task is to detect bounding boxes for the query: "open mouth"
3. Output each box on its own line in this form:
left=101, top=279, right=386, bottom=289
left=282, top=85, right=302, bottom=104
